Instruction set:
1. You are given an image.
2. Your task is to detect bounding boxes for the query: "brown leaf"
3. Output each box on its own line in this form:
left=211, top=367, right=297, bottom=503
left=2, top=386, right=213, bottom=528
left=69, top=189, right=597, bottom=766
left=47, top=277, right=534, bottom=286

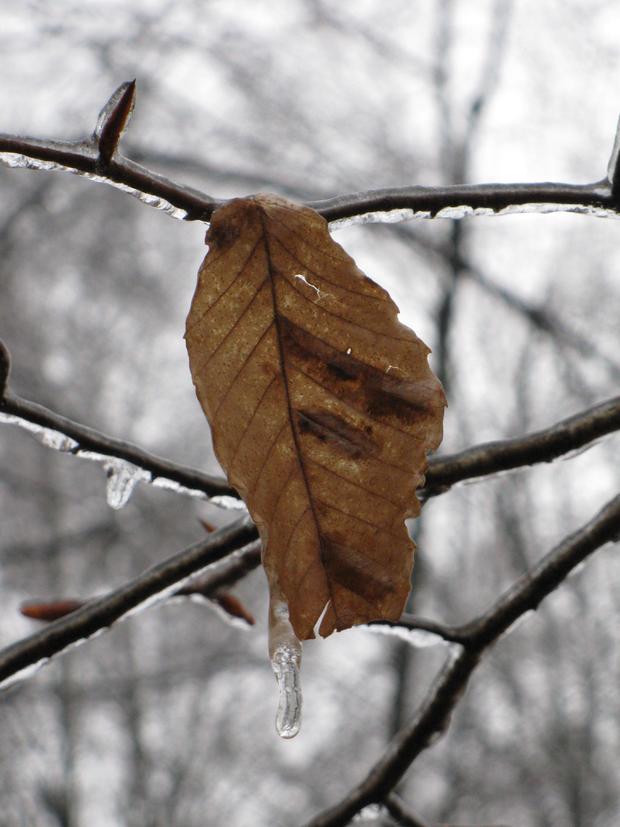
left=185, top=194, right=445, bottom=641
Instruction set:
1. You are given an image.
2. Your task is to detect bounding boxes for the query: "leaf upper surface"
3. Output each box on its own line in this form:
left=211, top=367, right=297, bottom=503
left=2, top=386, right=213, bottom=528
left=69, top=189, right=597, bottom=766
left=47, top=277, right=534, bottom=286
left=186, top=194, right=446, bottom=640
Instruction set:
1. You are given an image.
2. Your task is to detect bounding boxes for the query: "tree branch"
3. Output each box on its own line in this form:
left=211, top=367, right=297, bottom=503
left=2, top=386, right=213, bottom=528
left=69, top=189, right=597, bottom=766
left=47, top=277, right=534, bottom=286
left=0, top=517, right=258, bottom=688
left=0, top=388, right=236, bottom=500
left=304, top=494, right=620, bottom=827
left=2, top=84, right=620, bottom=225
left=384, top=795, right=431, bottom=827
left=422, top=395, right=620, bottom=497
left=2, top=342, right=617, bottom=507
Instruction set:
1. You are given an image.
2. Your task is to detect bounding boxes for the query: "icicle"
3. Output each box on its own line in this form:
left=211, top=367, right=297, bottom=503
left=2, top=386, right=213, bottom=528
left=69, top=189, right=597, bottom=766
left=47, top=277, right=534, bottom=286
left=103, top=458, right=149, bottom=509
left=268, top=595, right=302, bottom=739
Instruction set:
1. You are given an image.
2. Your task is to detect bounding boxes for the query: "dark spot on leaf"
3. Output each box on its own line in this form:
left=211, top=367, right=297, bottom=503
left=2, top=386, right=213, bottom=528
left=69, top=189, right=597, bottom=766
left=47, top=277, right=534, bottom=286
left=326, top=359, right=358, bottom=381
left=207, top=219, right=242, bottom=250
left=296, top=409, right=378, bottom=458
left=321, top=538, right=394, bottom=601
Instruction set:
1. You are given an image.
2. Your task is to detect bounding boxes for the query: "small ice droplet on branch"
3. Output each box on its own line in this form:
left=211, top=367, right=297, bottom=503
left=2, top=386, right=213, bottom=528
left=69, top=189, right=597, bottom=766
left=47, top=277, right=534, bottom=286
left=103, top=457, right=150, bottom=509
left=269, top=597, right=303, bottom=739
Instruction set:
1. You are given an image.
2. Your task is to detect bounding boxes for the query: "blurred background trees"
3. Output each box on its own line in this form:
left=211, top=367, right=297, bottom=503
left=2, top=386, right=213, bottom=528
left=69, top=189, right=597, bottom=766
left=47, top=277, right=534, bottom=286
left=1, top=2, right=619, bottom=825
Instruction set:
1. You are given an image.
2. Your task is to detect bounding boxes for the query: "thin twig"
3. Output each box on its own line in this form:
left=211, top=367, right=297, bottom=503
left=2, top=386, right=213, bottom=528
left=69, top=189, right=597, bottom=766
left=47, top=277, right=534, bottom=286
left=422, top=395, right=620, bottom=497
left=384, top=794, right=431, bottom=827
left=1, top=84, right=620, bottom=225
left=0, top=517, right=258, bottom=687
left=303, top=494, right=620, bottom=827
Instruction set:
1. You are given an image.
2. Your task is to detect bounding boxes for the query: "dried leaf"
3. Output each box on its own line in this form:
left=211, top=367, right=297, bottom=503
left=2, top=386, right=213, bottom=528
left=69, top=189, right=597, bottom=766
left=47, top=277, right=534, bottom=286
left=186, top=195, right=445, bottom=641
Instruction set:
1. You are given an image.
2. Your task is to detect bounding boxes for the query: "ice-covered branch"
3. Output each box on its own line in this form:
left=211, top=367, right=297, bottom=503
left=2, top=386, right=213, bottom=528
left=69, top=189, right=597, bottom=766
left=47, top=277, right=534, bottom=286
left=423, top=395, right=620, bottom=497
left=0, top=82, right=221, bottom=222
left=2, top=84, right=620, bottom=226
left=0, top=516, right=258, bottom=688
left=3, top=341, right=616, bottom=508
left=304, top=494, right=620, bottom=827
left=0, top=381, right=236, bottom=502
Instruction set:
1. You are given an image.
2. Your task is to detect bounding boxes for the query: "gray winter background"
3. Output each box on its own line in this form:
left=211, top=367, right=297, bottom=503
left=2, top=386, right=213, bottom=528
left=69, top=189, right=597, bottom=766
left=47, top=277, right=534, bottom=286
left=1, top=2, right=619, bottom=825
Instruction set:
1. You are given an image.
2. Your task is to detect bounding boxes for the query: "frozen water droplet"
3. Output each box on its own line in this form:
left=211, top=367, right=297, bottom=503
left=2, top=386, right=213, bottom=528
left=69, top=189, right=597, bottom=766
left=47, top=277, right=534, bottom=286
left=104, top=458, right=149, bottom=509
left=269, top=599, right=302, bottom=739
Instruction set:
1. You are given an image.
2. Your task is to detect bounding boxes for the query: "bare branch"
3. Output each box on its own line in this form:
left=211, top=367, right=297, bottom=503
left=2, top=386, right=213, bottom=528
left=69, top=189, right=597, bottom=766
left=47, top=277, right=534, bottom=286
left=423, top=395, right=620, bottom=497
left=0, top=517, right=258, bottom=688
left=1, top=85, right=620, bottom=225
left=304, top=494, right=620, bottom=827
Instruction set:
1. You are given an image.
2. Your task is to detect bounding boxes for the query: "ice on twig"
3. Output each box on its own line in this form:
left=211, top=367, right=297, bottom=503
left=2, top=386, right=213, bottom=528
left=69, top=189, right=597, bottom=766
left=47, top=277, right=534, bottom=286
left=0, top=152, right=190, bottom=220
left=0, top=412, right=78, bottom=452
left=103, top=458, right=151, bottom=509
left=209, top=495, right=249, bottom=512
left=328, top=202, right=620, bottom=230
left=353, top=804, right=389, bottom=823
left=150, top=476, right=207, bottom=499
left=363, top=622, right=452, bottom=649
left=269, top=598, right=302, bottom=739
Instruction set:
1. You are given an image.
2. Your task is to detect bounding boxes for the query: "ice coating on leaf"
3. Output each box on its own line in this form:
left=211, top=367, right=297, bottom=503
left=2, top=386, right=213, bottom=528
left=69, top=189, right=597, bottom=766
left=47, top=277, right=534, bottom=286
left=269, top=598, right=303, bottom=739
left=103, top=458, right=150, bottom=509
